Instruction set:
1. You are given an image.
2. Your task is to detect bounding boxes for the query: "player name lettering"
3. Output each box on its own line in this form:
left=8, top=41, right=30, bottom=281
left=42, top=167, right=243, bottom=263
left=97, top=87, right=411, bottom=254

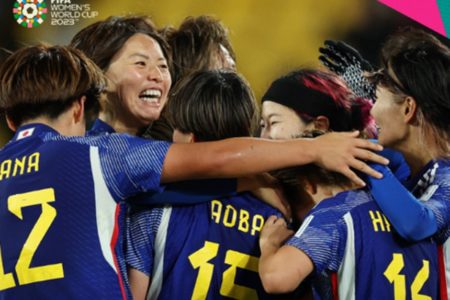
left=0, top=152, right=40, bottom=181
left=369, top=210, right=392, bottom=232
left=211, top=200, right=265, bottom=236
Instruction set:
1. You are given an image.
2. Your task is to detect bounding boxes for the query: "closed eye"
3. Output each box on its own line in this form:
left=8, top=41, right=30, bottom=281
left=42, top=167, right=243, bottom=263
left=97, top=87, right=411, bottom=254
left=135, top=61, right=146, bottom=67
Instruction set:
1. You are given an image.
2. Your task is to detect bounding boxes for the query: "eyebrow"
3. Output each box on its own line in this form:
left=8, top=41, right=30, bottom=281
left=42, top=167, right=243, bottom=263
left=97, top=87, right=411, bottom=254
left=129, top=53, right=166, bottom=61
left=267, top=113, right=282, bottom=119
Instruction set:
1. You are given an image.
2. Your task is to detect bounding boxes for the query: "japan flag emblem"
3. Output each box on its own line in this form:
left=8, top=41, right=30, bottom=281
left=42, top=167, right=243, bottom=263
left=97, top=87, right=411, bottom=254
left=17, top=128, right=35, bottom=140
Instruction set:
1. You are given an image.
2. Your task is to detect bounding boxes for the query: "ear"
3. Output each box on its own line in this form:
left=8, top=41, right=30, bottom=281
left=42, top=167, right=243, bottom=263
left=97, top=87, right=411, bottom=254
left=403, top=96, right=417, bottom=124
left=188, top=133, right=196, bottom=144
left=6, top=116, right=16, bottom=132
left=172, top=129, right=196, bottom=143
left=303, top=178, right=318, bottom=195
left=312, top=116, right=330, bottom=131
left=73, top=96, right=86, bottom=125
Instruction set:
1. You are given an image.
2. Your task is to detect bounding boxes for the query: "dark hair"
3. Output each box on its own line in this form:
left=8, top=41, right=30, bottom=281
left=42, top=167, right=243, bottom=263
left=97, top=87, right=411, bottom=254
left=379, top=27, right=450, bottom=157
left=0, top=45, right=106, bottom=126
left=273, top=131, right=351, bottom=209
left=145, top=16, right=236, bottom=141
left=70, top=15, right=172, bottom=72
left=167, top=15, right=235, bottom=85
left=262, top=69, right=375, bottom=135
left=166, top=70, right=257, bottom=141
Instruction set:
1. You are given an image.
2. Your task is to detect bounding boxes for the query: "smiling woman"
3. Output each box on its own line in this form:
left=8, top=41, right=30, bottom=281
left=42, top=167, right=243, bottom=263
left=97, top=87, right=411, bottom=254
left=104, top=33, right=171, bottom=133
left=260, top=69, right=376, bottom=140
left=70, top=16, right=172, bottom=136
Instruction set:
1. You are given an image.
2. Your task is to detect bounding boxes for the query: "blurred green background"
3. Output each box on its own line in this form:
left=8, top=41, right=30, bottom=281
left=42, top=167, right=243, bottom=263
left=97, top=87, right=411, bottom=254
left=0, top=0, right=443, bottom=146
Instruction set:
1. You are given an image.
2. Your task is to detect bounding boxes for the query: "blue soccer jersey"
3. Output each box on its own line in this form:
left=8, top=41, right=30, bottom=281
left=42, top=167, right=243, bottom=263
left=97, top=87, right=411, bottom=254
left=286, top=190, right=442, bottom=300
left=126, top=192, right=282, bottom=299
left=0, top=123, right=171, bottom=299
left=87, top=117, right=240, bottom=299
left=405, top=159, right=450, bottom=298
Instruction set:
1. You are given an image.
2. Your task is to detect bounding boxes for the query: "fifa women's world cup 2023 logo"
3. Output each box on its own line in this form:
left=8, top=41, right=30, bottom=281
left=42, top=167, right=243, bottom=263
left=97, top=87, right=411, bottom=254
left=13, top=0, right=48, bottom=28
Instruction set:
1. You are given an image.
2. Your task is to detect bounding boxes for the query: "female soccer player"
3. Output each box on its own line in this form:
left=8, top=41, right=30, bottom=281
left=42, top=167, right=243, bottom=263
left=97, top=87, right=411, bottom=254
left=127, top=70, right=287, bottom=300
left=321, top=27, right=450, bottom=296
left=260, top=69, right=376, bottom=140
left=258, top=132, right=441, bottom=299
left=0, top=44, right=386, bottom=300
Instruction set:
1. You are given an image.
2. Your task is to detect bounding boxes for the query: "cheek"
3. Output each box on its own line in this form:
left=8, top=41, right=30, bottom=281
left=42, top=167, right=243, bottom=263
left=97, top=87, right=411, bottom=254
left=111, top=71, right=137, bottom=95
left=370, top=102, right=387, bottom=125
left=259, top=126, right=269, bottom=139
left=163, top=72, right=172, bottom=88
left=271, top=125, right=292, bottom=140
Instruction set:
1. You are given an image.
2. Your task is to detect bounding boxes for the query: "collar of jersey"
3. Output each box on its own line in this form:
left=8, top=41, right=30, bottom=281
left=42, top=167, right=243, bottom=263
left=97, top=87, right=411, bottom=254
left=87, top=118, right=116, bottom=136
left=13, top=123, right=60, bottom=141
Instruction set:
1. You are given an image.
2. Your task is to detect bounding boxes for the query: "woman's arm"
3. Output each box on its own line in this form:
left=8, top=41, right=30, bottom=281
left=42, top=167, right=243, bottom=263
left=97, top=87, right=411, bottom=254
left=258, top=216, right=313, bottom=293
left=128, top=268, right=150, bottom=300
left=161, top=131, right=387, bottom=187
left=367, top=164, right=437, bottom=241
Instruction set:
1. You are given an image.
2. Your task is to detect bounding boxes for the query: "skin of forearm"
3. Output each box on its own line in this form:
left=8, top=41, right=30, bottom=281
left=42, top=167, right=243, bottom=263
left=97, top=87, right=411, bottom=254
left=161, top=138, right=316, bottom=183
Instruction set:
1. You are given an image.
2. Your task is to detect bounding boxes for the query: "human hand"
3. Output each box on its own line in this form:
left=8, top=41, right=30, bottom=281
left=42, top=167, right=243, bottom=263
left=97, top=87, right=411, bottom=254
left=312, top=131, right=389, bottom=187
left=259, top=215, right=294, bottom=253
left=367, top=140, right=410, bottom=182
left=319, top=40, right=376, bottom=101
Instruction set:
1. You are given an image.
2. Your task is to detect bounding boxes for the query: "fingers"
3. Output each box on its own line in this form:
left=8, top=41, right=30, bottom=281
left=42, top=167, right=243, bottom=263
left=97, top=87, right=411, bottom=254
left=323, top=40, right=354, bottom=62
left=359, top=139, right=385, bottom=153
left=335, top=41, right=361, bottom=58
left=265, top=215, right=278, bottom=225
left=265, top=215, right=288, bottom=227
left=318, top=56, right=341, bottom=73
left=346, top=130, right=360, bottom=138
left=339, top=158, right=384, bottom=187
left=348, top=159, right=383, bottom=180
left=324, top=40, right=337, bottom=48
left=340, top=167, right=367, bottom=187
left=353, top=148, right=389, bottom=166
left=319, top=47, right=347, bottom=65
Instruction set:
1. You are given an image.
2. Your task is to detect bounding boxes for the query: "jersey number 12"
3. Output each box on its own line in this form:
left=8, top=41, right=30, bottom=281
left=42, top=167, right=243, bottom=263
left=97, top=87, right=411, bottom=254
left=0, top=188, right=64, bottom=291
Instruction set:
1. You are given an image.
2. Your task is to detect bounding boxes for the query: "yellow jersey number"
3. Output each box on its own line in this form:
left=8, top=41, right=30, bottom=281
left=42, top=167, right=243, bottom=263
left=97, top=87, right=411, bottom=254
left=0, top=188, right=64, bottom=291
left=384, top=253, right=431, bottom=300
left=189, top=241, right=259, bottom=300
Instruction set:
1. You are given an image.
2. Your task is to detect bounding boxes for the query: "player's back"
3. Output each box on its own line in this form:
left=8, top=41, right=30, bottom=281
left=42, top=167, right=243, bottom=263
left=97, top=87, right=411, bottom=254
left=0, top=126, right=125, bottom=299
left=128, top=192, right=282, bottom=300
left=312, top=190, right=441, bottom=299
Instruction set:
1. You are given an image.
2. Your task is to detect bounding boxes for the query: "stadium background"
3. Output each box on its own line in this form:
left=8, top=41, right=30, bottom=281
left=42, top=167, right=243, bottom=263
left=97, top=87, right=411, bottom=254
left=0, top=0, right=445, bottom=146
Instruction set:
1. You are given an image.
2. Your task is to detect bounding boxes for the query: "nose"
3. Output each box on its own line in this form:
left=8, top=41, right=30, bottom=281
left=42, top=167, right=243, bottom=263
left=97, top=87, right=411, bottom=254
left=147, top=65, right=163, bottom=82
left=224, top=57, right=236, bottom=71
left=260, top=126, right=270, bottom=139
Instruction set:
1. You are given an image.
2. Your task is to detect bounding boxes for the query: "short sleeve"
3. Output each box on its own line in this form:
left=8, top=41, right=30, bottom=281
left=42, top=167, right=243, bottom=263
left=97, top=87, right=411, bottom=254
left=125, top=207, right=164, bottom=276
left=286, top=211, right=347, bottom=274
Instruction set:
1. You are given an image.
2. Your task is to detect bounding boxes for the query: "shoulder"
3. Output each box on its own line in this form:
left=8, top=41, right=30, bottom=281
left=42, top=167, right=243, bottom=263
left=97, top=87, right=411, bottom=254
left=435, top=159, right=450, bottom=183
left=50, top=133, right=170, bottom=154
left=128, top=205, right=167, bottom=236
left=307, top=190, right=372, bottom=221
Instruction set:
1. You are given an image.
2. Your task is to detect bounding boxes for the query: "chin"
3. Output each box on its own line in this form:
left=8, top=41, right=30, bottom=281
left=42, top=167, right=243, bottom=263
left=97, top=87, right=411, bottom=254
left=378, top=137, right=396, bottom=149
left=377, top=138, right=388, bottom=147
left=141, top=112, right=161, bottom=124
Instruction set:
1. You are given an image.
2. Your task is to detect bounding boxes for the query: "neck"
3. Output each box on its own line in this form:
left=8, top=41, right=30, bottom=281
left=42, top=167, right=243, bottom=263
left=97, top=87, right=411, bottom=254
left=399, top=148, right=432, bottom=178
left=312, top=184, right=355, bottom=204
left=99, top=112, right=146, bottom=136
left=20, top=114, right=84, bottom=136
left=394, top=134, right=434, bottom=178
